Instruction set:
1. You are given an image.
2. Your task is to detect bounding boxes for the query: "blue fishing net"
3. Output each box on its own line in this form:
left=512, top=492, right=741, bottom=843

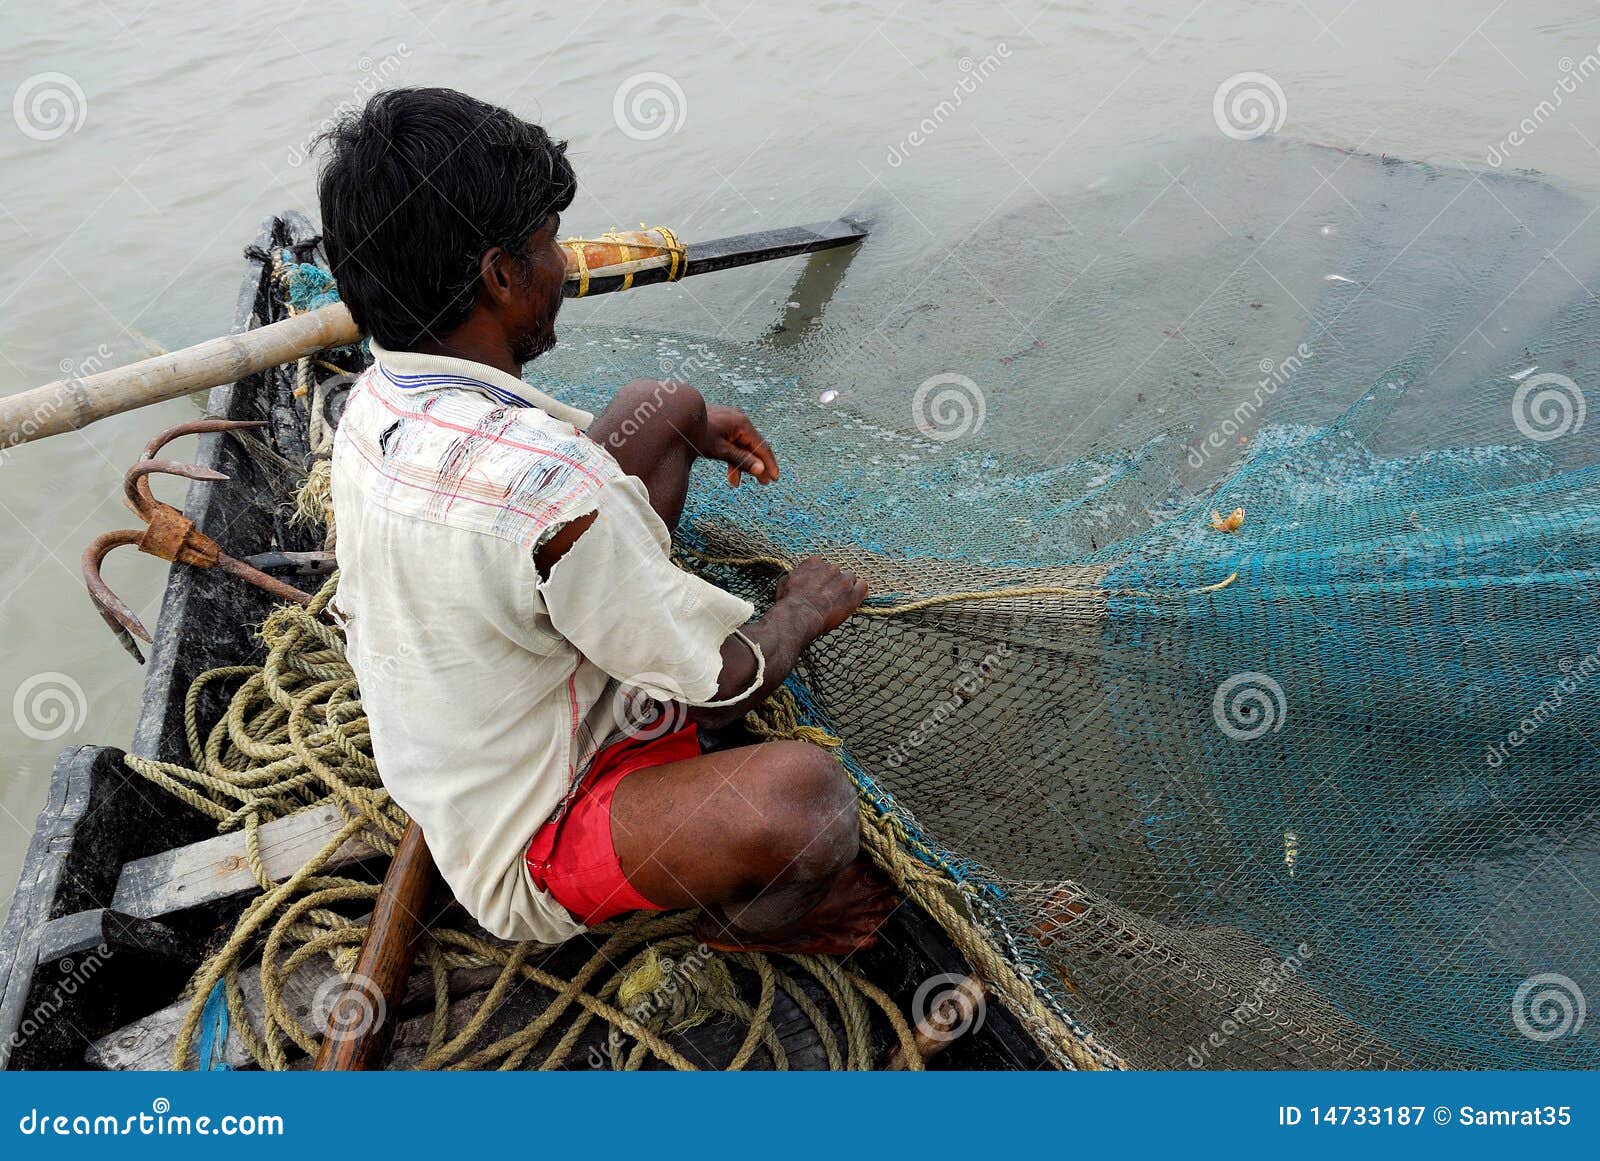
left=524, top=139, right=1598, bottom=1069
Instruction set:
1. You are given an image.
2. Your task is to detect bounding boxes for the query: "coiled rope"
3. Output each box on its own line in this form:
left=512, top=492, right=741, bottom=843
left=124, top=441, right=1125, bottom=1071
left=124, top=578, right=930, bottom=1070
left=123, top=570, right=1114, bottom=1071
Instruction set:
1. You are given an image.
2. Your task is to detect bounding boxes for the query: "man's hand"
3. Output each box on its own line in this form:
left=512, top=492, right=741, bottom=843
left=696, top=405, right=779, bottom=487
left=776, top=556, right=868, bottom=637
left=693, top=556, right=868, bottom=729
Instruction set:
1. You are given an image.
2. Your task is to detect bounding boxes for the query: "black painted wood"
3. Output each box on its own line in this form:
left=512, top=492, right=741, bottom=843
left=563, top=218, right=867, bottom=298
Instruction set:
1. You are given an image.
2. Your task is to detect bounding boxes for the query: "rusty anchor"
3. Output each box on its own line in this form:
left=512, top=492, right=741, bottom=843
left=83, top=419, right=315, bottom=663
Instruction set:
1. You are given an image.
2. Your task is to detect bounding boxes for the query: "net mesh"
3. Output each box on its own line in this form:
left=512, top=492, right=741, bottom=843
left=528, top=138, right=1599, bottom=1069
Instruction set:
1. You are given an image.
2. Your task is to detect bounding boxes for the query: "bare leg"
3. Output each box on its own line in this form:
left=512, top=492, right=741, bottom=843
left=590, top=382, right=894, bottom=948
left=609, top=738, right=895, bottom=952
left=586, top=379, right=703, bottom=531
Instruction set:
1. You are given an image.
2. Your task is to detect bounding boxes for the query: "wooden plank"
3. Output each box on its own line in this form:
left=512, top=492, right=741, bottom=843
left=37, top=909, right=195, bottom=970
left=87, top=953, right=501, bottom=1071
left=0, top=747, right=96, bottom=1070
left=110, top=805, right=378, bottom=920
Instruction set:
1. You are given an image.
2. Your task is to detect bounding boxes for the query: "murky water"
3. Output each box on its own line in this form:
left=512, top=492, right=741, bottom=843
left=2, top=0, right=1599, bottom=916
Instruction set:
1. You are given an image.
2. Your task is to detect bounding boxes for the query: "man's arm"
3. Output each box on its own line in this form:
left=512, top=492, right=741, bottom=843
left=690, top=556, right=867, bottom=729
left=539, top=521, right=866, bottom=728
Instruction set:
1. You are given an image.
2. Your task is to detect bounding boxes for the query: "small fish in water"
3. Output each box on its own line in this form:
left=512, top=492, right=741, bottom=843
left=1284, top=830, right=1299, bottom=877
left=1210, top=507, right=1245, bottom=533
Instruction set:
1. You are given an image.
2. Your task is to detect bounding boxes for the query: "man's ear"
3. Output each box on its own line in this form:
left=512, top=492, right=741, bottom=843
left=478, top=246, right=517, bottom=307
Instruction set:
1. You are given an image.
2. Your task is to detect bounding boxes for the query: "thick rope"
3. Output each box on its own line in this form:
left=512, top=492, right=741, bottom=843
left=682, top=547, right=1237, bottom=614
left=125, top=575, right=935, bottom=1072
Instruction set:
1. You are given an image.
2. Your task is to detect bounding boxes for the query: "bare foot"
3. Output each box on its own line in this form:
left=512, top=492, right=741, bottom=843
left=696, top=857, right=898, bottom=955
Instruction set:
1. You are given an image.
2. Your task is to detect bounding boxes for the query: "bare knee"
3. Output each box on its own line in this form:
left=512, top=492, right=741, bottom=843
left=600, top=378, right=704, bottom=446
left=735, top=742, right=858, bottom=888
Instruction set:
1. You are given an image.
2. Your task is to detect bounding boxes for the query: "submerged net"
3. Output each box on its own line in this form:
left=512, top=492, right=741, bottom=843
left=527, top=138, right=1600, bottom=1069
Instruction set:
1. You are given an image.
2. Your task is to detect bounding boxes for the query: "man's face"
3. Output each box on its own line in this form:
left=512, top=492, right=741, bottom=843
left=508, top=212, right=567, bottom=363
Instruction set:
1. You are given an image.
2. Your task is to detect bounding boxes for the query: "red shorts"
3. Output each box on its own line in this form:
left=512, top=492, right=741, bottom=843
left=525, top=722, right=699, bottom=925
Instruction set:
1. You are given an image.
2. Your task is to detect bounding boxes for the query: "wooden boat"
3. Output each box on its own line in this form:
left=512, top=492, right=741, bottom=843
left=0, top=212, right=1046, bottom=1071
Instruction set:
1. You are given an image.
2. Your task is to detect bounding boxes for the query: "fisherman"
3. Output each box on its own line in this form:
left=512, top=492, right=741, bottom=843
left=318, top=88, right=892, bottom=953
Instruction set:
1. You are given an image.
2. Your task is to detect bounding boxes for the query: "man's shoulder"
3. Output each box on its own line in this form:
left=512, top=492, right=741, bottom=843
left=334, top=372, right=619, bottom=548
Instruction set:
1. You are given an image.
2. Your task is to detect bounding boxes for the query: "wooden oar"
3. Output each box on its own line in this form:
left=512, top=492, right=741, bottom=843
left=0, top=218, right=866, bottom=452
left=314, top=821, right=436, bottom=1071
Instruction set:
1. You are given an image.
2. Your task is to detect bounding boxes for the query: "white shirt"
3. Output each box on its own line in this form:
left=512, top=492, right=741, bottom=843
left=331, top=343, right=756, bottom=942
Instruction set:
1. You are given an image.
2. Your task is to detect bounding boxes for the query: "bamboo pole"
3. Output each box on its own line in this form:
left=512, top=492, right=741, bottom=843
left=0, top=303, right=360, bottom=453
left=0, top=218, right=865, bottom=453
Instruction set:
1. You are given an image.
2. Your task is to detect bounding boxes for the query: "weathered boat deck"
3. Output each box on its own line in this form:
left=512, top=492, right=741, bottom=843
left=0, top=213, right=1047, bottom=1071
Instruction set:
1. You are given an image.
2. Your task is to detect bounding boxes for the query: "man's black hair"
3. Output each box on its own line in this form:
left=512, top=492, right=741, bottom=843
left=316, top=87, right=576, bottom=350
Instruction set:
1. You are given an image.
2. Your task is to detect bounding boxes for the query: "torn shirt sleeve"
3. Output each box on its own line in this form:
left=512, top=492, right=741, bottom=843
left=537, top=473, right=756, bottom=705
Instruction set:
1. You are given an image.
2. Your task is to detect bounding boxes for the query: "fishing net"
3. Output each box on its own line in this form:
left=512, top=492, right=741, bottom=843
left=526, top=138, right=1600, bottom=1069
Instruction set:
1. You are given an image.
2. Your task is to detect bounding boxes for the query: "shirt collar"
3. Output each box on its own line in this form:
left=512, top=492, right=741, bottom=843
left=368, top=340, right=595, bottom=429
